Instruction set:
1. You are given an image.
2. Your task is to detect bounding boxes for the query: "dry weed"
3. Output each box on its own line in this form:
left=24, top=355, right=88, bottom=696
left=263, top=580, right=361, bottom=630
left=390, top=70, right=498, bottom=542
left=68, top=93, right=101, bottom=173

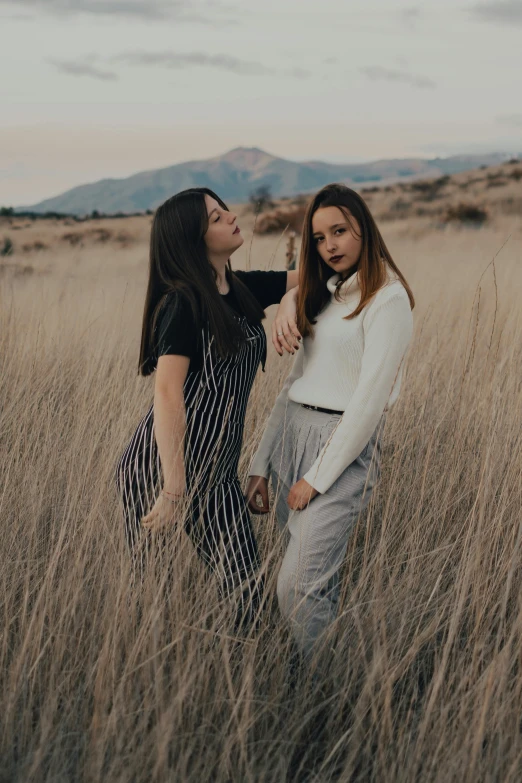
left=1, top=218, right=521, bottom=782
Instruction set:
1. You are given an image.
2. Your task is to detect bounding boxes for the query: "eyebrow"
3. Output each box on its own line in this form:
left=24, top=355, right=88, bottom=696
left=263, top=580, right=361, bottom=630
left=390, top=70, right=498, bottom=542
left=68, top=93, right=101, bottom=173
left=312, top=222, right=347, bottom=236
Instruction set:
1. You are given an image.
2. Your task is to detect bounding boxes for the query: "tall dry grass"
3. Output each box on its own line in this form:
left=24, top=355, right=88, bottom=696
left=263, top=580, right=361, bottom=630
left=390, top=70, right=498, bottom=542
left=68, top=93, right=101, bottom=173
left=1, top=217, right=522, bottom=782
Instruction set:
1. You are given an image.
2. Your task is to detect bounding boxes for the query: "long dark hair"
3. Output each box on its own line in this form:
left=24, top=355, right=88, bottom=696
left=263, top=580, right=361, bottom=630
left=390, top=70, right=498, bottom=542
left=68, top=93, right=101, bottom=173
left=297, top=183, right=415, bottom=338
left=139, top=187, right=265, bottom=376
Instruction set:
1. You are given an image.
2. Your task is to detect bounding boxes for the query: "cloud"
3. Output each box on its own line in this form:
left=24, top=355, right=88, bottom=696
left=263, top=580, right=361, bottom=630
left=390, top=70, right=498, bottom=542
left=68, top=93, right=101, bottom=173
left=285, top=67, right=311, bottom=80
left=497, top=113, right=522, bottom=127
left=48, top=59, right=118, bottom=81
left=470, top=1, right=522, bottom=25
left=113, top=51, right=311, bottom=78
left=0, top=0, right=231, bottom=23
left=399, top=6, right=423, bottom=26
left=360, top=65, right=436, bottom=89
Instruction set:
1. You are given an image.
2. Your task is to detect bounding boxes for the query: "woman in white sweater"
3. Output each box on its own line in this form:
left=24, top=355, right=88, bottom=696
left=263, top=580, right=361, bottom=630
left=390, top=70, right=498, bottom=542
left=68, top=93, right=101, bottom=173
left=246, top=183, right=414, bottom=662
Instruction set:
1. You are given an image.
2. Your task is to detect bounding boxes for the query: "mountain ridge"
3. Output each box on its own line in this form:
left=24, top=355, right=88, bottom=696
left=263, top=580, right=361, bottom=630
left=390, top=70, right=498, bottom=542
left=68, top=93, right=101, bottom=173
left=19, top=146, right=515, bottom=215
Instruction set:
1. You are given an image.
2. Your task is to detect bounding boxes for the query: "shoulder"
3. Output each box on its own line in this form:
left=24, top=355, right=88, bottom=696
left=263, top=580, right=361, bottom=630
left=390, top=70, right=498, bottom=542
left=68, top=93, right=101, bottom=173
left=161, top=288, right=196, bottom=314
left=362, top=277, right=413, bottom=335
left=233, top=268, right=288, bottom=309
left=157, top=289, right=197, bottom=331
left=369, top=276, right=411, bottom=311
left=234, top=269, right=287, bottom=286
left=155, top=288, right=200, bottom=360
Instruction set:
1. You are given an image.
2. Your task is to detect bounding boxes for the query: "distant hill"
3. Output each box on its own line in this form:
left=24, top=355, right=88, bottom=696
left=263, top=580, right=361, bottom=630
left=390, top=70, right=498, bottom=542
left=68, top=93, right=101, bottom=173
left=19, top=147, right=515, bottom=216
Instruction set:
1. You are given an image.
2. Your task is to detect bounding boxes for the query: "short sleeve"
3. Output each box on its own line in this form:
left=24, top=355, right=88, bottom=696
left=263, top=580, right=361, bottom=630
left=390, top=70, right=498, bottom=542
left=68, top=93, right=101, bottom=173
left=234, top=270, right=288, bottom=310
left=156, top=292, right=198, bottom=359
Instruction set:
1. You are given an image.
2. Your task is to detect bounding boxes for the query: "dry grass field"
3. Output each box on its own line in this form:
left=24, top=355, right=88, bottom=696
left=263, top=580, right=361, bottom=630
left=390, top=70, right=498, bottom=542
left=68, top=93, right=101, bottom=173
left=1, top=178, right=522, bottom=781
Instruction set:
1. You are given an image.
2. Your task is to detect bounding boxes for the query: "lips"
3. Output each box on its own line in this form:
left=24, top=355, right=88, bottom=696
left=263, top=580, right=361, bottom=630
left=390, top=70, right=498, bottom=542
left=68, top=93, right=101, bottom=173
left=329, top=255, right=344, bottom=263
left=233, top=226, right=240, bottom=235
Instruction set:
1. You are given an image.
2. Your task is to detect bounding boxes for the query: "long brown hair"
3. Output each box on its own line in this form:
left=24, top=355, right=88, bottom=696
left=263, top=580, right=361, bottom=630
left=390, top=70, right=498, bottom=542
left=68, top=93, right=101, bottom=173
left=296, top=183, right=414, bottom=338
left=138, top=187, right=265, bottom=376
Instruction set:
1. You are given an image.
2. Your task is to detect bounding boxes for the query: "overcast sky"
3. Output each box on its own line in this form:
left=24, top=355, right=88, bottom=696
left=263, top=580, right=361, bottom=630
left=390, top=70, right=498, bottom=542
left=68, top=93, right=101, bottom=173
left=1, top=0, right=521, bottom=205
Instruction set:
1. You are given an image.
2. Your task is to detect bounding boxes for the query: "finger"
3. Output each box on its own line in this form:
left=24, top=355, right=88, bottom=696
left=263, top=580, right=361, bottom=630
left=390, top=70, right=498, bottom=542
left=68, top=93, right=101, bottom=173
left=142, top=517, right=161, bottom=530
left=271, top=322, right=284, bottom=356
left=141, top=509, right=157, bottom=527
left=282, top=318, right=300, bottom=349
left=260, top=487, right=269, bottom=509
left=254, top=490, right=270, bottom=514
left=288, top=318, right=302, bottom=343
left=248, top=496, right=267, bottom=514
left=246, top=480, right=261, bottom=503
left=147, top=512, right=173, bottom=531
left=278, top=327, right=296, bottom=355
left=273, top=319, right=296, bottom=355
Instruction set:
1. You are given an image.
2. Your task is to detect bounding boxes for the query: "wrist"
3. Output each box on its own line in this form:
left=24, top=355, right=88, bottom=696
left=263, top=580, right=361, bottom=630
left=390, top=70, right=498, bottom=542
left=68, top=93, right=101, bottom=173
left=161, top=489, right=184, bottom=502
left=162, top=486, right=185, bottom=497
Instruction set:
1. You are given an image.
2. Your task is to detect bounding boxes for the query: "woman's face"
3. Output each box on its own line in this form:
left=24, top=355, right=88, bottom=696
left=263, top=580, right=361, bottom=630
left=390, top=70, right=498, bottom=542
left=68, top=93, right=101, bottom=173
left=311, top=205, right=362, bottom=278
left=204, top=194, right=244, bottom=257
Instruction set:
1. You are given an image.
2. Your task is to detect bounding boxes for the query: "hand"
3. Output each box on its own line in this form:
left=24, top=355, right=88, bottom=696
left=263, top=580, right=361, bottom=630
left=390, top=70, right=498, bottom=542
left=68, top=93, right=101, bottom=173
left=272, top=288, right=302, bottom=356
left=287, top=478, right=319, bottom=511
left=141, top=492, right=184, bottom=532
left=246, top=475, right=270, bottom=514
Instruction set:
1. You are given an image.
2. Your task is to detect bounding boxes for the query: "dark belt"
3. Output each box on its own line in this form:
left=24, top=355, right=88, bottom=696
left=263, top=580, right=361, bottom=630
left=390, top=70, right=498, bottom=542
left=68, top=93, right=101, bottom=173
left=301, top=403, right=343, bottom=416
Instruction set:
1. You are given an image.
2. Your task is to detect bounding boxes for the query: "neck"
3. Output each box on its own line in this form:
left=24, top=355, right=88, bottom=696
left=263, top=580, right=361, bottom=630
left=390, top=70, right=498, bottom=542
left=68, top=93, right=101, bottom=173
left=340, top=264, right=358, bottom=281
left=209, top=254, right=230, bottom=292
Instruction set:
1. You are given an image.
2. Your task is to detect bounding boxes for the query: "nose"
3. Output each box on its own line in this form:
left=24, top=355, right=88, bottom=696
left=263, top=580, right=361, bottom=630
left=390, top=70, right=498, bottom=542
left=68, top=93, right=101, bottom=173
left=228, top=211, right=237, bottom=224
left=325, top=235, right=337, bottom=253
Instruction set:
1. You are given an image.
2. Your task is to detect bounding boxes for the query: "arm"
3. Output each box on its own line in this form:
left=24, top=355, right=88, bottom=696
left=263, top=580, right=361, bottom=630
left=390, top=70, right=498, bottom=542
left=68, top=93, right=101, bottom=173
left=286, top=269, right=299, bottom=292
left=302, top=294, right=413, bottom=495
left=153, top=355, right=190, bottom=494
left=141, top=354, right=190, bottom=530
left=272, top=284, right=301, bottom=356
left=234, top=268, right=301, bottom=354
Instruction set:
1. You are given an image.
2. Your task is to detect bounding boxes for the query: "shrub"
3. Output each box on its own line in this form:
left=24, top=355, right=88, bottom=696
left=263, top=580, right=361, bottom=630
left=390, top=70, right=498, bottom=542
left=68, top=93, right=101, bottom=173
left=22, top=241, right=48, bottom=252
left=248, top=185, right=274, bottom=214
left=1, top=237, right=13, bottom=256
left=62, top=232, right=84, bottom=246
left=92, top=228, right=112, bottom=243
left=443, top=203, right=489, bottom=226
left=486, top=178, right=508, bottom=188
left=255, top=204, right=308, bottom=235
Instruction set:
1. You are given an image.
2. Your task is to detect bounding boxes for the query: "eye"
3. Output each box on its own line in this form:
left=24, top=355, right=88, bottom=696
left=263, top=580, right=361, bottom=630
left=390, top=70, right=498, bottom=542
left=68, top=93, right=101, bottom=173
left=214, top=215, right=220, bottom=222
left=335, top=228, right=345, bottom=235
left=314, top=236, right=323, bottom=243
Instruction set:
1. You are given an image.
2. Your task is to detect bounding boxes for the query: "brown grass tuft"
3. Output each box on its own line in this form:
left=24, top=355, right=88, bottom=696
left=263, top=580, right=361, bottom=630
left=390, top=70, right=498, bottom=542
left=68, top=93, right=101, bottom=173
left=1, top=208, right=522, bottom=782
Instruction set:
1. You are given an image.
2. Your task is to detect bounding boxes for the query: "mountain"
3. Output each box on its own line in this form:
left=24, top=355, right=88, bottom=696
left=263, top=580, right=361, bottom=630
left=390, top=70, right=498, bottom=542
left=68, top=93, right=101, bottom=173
left=19, top=147, right=514, bottom=215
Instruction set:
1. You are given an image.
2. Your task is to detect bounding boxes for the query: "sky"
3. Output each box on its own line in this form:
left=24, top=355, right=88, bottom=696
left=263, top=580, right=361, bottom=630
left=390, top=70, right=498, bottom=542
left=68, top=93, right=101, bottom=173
left=1, top=0, right=521, bottom=206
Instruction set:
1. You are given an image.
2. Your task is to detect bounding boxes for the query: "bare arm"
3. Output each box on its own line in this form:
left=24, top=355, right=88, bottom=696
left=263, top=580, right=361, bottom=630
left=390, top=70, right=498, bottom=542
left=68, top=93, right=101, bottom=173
left=286, top=269, right=299, bottom=292
left=272, top=284, right=301, bottom=356
left=153, top=354, right=190, bottom=494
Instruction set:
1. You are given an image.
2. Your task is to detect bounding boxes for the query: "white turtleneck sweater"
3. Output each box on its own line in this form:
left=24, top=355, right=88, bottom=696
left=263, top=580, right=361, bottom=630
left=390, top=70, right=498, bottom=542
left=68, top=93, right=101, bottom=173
left=249, top=269, right=413, bottom=494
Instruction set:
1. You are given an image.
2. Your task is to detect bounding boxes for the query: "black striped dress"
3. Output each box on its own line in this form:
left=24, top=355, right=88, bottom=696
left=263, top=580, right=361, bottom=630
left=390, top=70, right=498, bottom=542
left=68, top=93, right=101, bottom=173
left=116, top=270, right=287, bottom=619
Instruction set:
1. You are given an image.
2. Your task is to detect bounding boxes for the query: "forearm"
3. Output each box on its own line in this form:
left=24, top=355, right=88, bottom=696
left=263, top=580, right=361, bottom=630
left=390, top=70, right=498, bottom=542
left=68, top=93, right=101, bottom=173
left=153, top=387, right=187, bottom=494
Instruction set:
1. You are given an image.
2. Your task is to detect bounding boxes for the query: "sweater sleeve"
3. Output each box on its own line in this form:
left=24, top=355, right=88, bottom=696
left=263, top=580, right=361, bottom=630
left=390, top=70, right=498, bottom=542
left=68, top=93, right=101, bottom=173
left=303, top=293, right=413, bottom=494
left=248, top=348, right=305, bottom=479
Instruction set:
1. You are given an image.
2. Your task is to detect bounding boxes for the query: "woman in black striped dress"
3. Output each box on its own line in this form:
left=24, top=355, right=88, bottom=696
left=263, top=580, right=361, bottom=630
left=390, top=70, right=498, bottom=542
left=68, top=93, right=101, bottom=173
left=116, top=187, right=299, bottom=625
